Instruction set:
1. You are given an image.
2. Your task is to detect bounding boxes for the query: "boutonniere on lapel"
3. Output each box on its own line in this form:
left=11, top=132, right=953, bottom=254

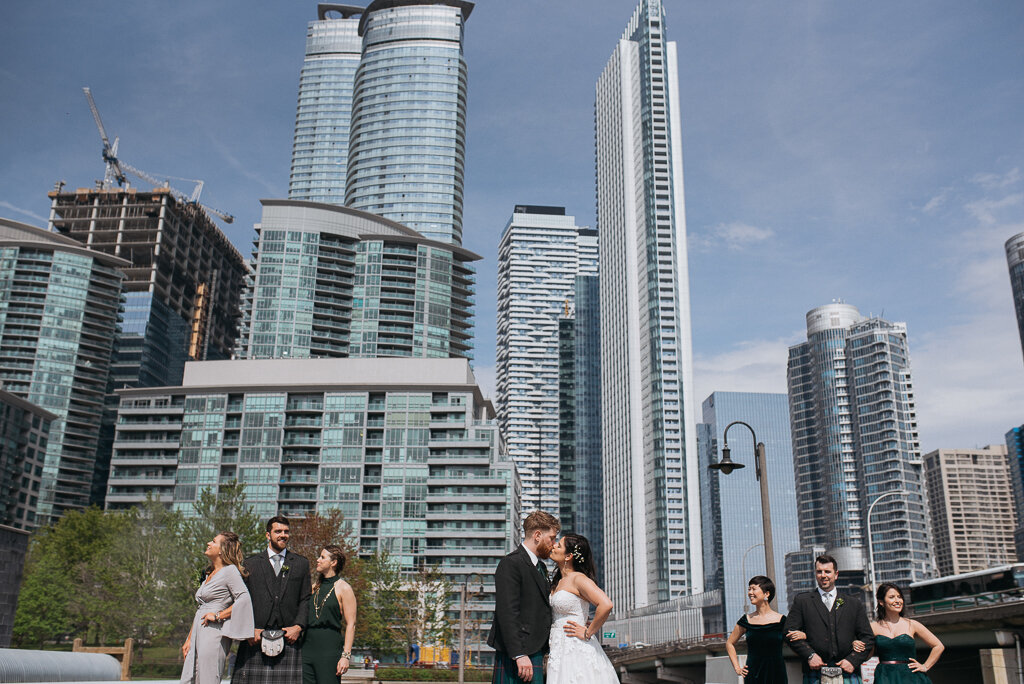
left=835, top=598, right=844, bottom=608
left=282, top=565, right=291, bottom=577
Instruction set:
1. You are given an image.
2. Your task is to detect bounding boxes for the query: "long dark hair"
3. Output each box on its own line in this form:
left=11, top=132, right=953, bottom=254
left=875, top=582, right=906, bottom=621
left=550, top=533, right=597, bottom=590
left=312, top=544, right=347, bottom=592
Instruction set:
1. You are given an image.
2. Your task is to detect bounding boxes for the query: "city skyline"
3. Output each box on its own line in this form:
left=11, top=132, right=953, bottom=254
left=2, top=1, right=1023, bottom=453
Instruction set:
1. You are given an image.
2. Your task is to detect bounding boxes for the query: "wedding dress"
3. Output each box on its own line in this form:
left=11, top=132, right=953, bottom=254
left=547, top=590, right=619, bottom=684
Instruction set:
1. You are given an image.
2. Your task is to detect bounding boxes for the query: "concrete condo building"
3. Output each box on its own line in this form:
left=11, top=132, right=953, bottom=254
left=288, top=4, right=363, bottom=204
left=596, top=0, right=699, bottom=607
left=698, top=392, right=800, bottom=620
left=237, top=200, right=476, bottom=360
left=0, top=217, right=126, bottom=525
left=106, top=357, right=517, bottom=652
left=787, top=303, right=932, bottom=587
left=496, top=205, right=596, bottom=514
left=346, top=0, right=474, bottom=245
left=923, top=445, right=1017, bottom=576
left=1006, top=231, right=1024, bottom=364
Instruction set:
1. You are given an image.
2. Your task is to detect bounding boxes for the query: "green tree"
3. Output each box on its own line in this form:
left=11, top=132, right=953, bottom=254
left=13, top=507, right=128, bottom=646
left=360, top=548, right=405, bottom=657
left=393, top=565, right=454, bottom=651
left=179, top=481, right=264, bottom=572
left=69, top=496, right=195, bottom=647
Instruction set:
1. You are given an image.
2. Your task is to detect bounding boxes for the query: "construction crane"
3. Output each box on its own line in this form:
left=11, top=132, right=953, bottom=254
left=82, top=87, right=233, bottom=223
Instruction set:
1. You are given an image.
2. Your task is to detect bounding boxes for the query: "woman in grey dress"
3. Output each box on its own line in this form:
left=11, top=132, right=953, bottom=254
left=181, top=531, right=256, bottom=684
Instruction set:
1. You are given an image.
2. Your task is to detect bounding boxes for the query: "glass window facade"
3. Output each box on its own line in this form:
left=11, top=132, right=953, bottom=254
left=288, top=8, right=362, bottom=204
left=238, top=202, right=475, bottom=361
left=698, top=392, right=799, bottom=620
left=345, top=2, right=471, bottom=245
left=787, top=304, right=932, bottom=588
left=0, top=220, right=125, bottom=526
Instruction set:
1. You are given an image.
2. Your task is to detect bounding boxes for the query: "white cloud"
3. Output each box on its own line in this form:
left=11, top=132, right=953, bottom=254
left=692, top=335, right=798, bottom=406
left=913, top=175, right=1024, bottom=451
left=971, top=167, right=1021, bottom=191
left=0, top=200, right=47, bottom=224
left=922, top=187, right=952, bottom=214
left=692, top=222, right=776, bottom=251
left=965, top=192, right=1023, bottom=226
left=913, top=307, right=1024, bottom=452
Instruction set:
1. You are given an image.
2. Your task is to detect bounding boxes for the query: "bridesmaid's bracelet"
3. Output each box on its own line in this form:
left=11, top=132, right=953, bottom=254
left=341, top=652, right=352, bottom=659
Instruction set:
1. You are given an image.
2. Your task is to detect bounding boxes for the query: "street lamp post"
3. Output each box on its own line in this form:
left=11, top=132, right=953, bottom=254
left=709, top=420, right=776, bottom=608
left=741, top=542, right=765, bottom=611
left=458, top=573, right=482, bottom=684
left=866, top=490, right=904, bottom=597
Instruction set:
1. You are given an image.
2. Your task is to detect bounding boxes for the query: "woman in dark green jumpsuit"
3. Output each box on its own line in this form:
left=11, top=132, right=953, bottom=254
left=302, top=545, right=357, bottom=684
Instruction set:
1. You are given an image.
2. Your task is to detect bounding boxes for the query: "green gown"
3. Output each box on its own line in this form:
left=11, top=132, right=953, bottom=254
left=302, top=575, right=346, bottom=684
left=873, top=635, right=933, bottom=684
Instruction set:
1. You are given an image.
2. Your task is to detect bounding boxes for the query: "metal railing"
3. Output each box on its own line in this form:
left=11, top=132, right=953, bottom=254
left=910, top=588, right=1024, bottom=615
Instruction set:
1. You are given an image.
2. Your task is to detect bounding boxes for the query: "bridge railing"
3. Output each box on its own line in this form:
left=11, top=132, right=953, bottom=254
left=911, top=588, right=1024, bottom=615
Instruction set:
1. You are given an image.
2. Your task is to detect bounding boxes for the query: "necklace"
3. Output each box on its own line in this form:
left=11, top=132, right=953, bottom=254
left=313, top=577, right=336, bottom=620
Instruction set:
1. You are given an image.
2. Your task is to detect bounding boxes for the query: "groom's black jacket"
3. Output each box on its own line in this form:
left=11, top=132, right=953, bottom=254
left=786, top=590, right=874, bottom=672
left=487, top=545, right=552, bottom=657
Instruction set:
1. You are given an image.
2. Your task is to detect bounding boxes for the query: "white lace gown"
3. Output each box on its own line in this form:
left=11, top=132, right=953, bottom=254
left=547, top=590, right=619, bottom=684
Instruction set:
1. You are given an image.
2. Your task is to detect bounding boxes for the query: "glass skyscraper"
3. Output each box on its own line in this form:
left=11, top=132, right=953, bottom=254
left=237, top=200, right=476, bottom=360
left=346, top=0, right=473, bottom=245
left=787, top=303, right=932, bottom=587
left=557, top=272, right=603, bottom=585
left=288, top=5, right=362, bottom=204
left=698, top=392, right=799, bottom=621
left=1006, top=231, right=1024, bottom=364
left=596, top=0, right=699, bottom=608
left=0, top=217, right=125, bottom=525
left=496, top=206, right=596, bottom=515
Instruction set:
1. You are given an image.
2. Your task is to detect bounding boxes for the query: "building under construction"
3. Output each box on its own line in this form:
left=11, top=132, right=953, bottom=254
left=47, top=187, right=248, bottom=503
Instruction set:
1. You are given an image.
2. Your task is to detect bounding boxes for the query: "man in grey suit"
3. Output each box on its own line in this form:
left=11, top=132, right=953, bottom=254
left=786, top=554, right=874, bottom=684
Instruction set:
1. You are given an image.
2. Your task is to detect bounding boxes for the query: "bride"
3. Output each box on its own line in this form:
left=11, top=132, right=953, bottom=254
left=547, top=534, right=619, bottom=684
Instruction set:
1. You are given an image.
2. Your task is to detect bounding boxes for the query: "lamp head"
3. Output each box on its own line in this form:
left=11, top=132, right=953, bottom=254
left=709, top=445, right=745, bottom=475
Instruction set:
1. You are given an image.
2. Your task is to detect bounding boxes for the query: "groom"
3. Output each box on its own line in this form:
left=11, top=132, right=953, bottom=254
left=488, top=510, right=560, bottom=684
left=786, top=554, right=874, bottom=683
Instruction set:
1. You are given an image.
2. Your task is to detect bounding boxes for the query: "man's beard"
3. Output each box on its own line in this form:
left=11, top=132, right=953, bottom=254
left=537, top=540, right=554, bottom=559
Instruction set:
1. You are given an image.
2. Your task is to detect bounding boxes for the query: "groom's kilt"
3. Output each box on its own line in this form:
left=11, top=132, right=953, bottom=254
left=232, top=640, right=302, bottom=684
left=492, top=651, right=544, bottom=684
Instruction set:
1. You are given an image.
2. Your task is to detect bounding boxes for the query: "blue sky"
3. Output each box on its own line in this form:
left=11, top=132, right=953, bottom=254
left=2, top=1, right=1022, bottom=451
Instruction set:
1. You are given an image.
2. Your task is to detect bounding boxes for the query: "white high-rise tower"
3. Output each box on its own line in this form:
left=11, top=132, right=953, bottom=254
left=496, top=206, right=597, bottom=514
left=595, top=0, right=700, bottom=608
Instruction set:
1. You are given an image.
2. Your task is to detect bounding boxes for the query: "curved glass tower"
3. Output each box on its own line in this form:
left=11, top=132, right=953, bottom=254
left=288, top=4, right=363, bottom=204
left=346, top=0, right=473, bottom=245
left=1006, top=231, right=1024, bottom=364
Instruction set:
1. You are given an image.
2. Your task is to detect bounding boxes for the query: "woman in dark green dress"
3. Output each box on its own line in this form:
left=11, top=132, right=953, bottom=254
left=870, top=583, right=943, bottom=683
left=302, top=545, right=357, bottom=684
left=725, top=576, right=788, bottom=684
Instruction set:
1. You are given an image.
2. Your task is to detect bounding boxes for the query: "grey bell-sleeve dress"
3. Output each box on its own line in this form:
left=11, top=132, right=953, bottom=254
left=181, top=564, right=255, bottom=684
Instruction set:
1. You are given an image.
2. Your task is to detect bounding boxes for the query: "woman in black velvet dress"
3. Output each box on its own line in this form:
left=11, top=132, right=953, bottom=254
left=725, top=576, right=788, bottom=684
